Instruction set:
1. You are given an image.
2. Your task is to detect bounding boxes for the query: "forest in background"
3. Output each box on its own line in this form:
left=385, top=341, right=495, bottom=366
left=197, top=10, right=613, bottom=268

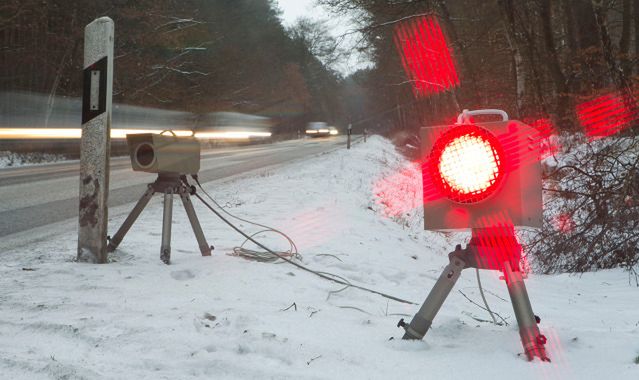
left=3, top=1, right=639, bottom=273
left=319, top=0, right=639, bottom=274
left=4, top=1, right=639, bottom=136
left=0, top=0, right=347, bottom=135
left=322, top=0, right=639, bottom=134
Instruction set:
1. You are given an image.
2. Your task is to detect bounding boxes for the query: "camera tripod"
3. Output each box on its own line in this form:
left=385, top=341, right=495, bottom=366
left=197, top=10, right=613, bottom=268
left=107, top=174, right=213, bottom=264
left=398, top=228, right=550, bottom=362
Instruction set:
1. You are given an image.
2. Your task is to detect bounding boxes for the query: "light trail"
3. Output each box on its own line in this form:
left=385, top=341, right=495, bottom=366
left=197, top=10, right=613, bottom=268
left=0, top=128, right=272, bottom=140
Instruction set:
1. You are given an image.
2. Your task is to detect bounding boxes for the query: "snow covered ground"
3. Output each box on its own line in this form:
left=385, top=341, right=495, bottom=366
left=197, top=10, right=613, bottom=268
left=0, top=151, right=68, bottom=168
left=1, top=136, right=638, bottom=379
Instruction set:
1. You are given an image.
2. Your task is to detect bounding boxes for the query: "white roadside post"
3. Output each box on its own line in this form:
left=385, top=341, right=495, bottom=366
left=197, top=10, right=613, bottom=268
left=77, top=17, right=114, bottom=263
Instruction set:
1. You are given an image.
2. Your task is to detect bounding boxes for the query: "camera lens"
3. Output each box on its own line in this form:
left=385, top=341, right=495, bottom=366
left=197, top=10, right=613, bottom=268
left=135, top=143, right=155, bottom=168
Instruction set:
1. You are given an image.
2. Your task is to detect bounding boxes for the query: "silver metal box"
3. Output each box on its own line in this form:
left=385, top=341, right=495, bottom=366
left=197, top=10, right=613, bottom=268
left=420, top=120, right=543, bottom=230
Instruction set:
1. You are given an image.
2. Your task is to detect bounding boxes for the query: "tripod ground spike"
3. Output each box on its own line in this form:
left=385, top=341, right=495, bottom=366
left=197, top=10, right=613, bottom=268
left=502, top=261, right=550, bottom=362
left=160, top=189, right=174, bottom=264
left=400, top=231, right=550, bottom=362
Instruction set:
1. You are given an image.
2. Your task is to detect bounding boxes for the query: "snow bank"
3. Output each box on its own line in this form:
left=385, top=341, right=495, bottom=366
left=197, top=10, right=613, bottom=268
left=0, top=151, right=68, bottom=168
left=0, top=136, right=637, bottom=379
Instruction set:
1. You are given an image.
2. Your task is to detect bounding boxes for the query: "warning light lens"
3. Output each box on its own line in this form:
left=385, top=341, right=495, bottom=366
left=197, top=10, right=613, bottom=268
left=429, top=125, right=504, bottom=203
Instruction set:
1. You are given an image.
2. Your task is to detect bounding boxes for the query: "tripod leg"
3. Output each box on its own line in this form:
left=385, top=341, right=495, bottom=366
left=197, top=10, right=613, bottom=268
left=160, top=190, right=174, bottom=264
left=402, top=255, right=466, bottom=340
left=107, top=186, right=154, bottom=252
left=179, top=189, right=212, bottom=256
left=502, top=261, right=550, bottom=362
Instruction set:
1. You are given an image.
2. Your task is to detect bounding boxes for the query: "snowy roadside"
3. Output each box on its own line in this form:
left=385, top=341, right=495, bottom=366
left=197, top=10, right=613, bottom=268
left=0, top=151, right=69, bottom=168
left=0, top=136, right=638, bottom=379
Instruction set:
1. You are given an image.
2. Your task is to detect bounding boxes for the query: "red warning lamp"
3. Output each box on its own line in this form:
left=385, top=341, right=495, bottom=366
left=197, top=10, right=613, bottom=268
left=421, top=109, right=542, bottom=230
left=428, top=124, right=505, bottom=204
left=400, top=110, right=550, bottom=362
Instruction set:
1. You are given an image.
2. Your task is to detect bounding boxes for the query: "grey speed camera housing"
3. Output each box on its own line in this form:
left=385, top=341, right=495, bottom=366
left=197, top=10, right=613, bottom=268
left=126, top=132, right=201, bottom=175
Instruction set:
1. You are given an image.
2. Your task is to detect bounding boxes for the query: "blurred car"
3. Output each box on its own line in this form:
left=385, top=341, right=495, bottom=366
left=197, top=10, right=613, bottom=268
left=194, top=111, right=273, bottom=142
left=305, top=122, right=338, bottom=137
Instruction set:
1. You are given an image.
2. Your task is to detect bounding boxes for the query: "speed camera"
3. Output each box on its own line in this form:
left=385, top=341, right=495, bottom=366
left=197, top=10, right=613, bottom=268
left=126, top=132, right=200, bottom=175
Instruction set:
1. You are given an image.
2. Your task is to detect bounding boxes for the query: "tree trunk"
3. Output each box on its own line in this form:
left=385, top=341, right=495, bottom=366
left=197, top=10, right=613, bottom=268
left=592, top=0, right=637, bottom=135
left=619, top=0, right=632, bottom=76
left=567, top=0, right=606, bottom=90
left=497, top=0, right=526, bottom=117
left=574, top=0, right=601, bottom=51
left=560, top=0, right=578, bottom=94
left=634, top=0, right=639, bottom=76
left=515, top=17, right=549, bottom=116
left=560, top=0, right=578, bottom=54
left=592, top=0, right=630, bottom=92
left=539, top=0, right=570, bottom=126
left=434, top=0, right=479, bottom=108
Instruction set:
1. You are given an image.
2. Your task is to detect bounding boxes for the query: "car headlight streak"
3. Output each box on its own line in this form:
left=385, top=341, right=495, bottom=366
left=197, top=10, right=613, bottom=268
left=0, top=128, right=272, bottom=140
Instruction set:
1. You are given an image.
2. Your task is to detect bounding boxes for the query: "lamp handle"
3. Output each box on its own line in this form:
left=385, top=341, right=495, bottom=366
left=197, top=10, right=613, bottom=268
left=457, top=109, right=509, bottom=124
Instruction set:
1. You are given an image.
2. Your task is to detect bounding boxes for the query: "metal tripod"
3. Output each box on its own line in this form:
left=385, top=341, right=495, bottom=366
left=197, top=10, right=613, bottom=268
left=107, top=174, right=213, bottom=264
left=399, top=229, right=550, bottom=362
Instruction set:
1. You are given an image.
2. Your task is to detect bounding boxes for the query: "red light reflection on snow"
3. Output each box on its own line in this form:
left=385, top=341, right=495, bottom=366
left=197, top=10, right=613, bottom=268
left=373, top=163, right=423, bottom=217
left=279, top=207, right=342, bottom=250
left=577, top=90, right=639, bottom=140
left=534, top=327, right=571, bottom=379
left=393, top=15, right=460, bottom=97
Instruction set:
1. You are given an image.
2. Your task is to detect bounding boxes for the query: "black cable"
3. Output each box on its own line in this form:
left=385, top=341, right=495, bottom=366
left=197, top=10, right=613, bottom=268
left=191, top=174, right=301, bottom=262
left=188, top=184, right=417, bottom=305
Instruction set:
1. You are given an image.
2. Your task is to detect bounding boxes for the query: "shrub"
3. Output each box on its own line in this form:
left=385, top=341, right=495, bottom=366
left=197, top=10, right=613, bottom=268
left=526, top=134, right=639, bottom=277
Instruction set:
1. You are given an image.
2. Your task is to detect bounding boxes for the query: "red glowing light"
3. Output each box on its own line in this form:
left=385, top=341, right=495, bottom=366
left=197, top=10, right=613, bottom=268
left=577, top=90, right=639, bottom=140
left=428, top=125, right=504, bottom=203
left=393, top=15, right=460, bottom=97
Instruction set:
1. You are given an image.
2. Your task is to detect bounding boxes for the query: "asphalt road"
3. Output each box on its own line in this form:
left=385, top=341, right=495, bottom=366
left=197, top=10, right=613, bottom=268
left=0, top=136, right=347, bottom=238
